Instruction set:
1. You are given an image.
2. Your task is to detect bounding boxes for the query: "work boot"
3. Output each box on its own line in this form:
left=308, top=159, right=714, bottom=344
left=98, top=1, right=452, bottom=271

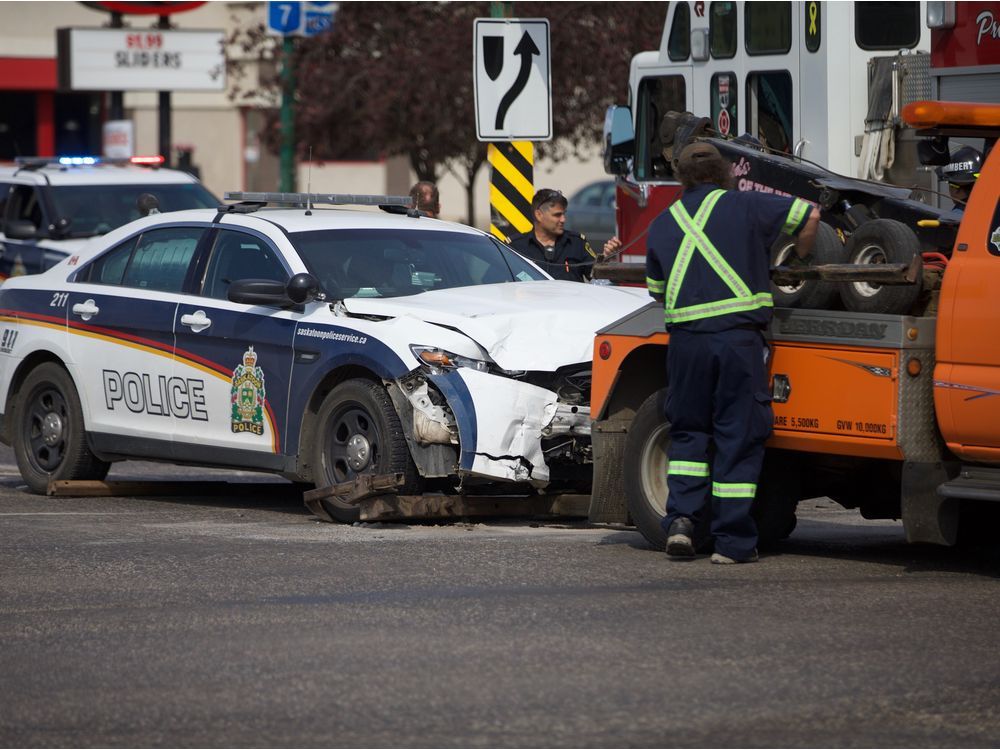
left=665, top=517, right=696, bottom=558
left=710, top=549, right=759, bottom=565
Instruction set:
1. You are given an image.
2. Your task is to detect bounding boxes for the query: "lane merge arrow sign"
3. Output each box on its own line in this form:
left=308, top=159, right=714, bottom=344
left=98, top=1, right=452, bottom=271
left=474, top=18, right=551, bottom=141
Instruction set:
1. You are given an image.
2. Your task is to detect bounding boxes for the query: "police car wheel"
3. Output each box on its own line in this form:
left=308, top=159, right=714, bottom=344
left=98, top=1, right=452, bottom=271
left=623, top=387, right=671, bottom=549
left=770, top=221, right=843, bottom=309
left=840, top=219, right=923, bottom=315
left=13, top=363, right=109, bottom=495
left=312, top=378, right=419, bottom=523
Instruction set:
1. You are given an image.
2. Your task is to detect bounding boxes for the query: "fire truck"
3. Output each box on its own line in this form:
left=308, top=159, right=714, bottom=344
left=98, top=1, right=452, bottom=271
left=602, top=1, right=1000, bottom=263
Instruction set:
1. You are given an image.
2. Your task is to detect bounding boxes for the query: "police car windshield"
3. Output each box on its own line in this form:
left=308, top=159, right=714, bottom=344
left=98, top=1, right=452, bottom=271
left=49, top=183, right=219, bottom=237
left=291, top=228, right=547, bottom=298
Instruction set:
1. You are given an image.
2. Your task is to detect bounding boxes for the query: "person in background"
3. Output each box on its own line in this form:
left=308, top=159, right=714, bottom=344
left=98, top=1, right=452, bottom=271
left=646, top=142, right=819, bottom=564
left=936, top=146, right=981, bottom=219
left=508, top=188, right=621, bottom=282
left=409, top=181, right=440, bottom=218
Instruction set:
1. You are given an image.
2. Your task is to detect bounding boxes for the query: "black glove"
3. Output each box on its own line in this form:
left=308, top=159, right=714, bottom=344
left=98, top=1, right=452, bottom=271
left=787, top=252, right=814, bottom=268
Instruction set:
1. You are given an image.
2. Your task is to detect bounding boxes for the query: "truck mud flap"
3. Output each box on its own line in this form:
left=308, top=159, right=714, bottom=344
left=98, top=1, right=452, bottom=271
left=589, top=421, right=630, bottom=524
left=901, top=461, right=959, bottom=546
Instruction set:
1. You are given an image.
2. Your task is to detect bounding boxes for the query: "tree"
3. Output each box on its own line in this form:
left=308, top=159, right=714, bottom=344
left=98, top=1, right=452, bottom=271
left=230, top=2, right=665, bottom=223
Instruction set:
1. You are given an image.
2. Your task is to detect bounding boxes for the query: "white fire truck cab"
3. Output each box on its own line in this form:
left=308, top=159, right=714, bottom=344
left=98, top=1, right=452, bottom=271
left=606, top=0, right=936, bottom=259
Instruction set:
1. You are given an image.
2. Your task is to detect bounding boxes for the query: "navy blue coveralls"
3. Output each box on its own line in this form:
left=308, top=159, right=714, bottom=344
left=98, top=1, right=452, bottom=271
left=645, top=184, right=812, bottom=560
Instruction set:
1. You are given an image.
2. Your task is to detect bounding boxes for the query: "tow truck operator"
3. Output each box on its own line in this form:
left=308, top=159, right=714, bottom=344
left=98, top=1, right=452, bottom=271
left=646, top=142, right=819, bottom=564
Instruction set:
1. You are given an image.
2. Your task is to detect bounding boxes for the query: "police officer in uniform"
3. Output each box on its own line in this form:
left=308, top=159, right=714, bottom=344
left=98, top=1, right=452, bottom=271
left=509, top=188, right=621, bottom=282
left=646, top=142, right=819, bottom=564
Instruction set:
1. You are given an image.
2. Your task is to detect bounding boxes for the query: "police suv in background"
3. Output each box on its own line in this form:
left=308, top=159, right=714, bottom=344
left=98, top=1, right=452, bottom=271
left=0, top=192, right=648, bottom=518
left=0, top=156, right=218, bottom=279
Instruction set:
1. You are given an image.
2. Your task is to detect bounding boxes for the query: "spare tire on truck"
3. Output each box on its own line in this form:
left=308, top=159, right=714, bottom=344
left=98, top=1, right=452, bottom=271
left=840, top=218, right=923, bottom=315
left=770, top=220, right=844, bottom=310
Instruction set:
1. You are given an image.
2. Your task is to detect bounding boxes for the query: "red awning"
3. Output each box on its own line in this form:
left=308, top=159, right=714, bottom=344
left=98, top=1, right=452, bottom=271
left=0, top=57, right=57, bottom=91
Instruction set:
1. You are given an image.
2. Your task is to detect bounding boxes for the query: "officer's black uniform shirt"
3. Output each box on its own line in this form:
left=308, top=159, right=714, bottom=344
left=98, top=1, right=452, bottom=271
left=646, top=184, right=811, bottom=332
left=508, top=230, right=597, bottom=282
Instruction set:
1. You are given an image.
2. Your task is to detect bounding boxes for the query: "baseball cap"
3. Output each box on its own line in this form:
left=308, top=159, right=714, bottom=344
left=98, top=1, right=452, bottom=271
left=676, top=142, right=725, bottom=173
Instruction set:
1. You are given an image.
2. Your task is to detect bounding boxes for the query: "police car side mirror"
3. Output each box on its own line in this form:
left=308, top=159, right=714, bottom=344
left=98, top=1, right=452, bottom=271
left=286, top=272, right=321, bottom=303
left=228, top=279, right=291, bottom=306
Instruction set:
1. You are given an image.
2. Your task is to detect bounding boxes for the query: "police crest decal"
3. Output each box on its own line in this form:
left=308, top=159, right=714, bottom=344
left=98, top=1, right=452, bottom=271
left=231, top=346, right=266, bottom=435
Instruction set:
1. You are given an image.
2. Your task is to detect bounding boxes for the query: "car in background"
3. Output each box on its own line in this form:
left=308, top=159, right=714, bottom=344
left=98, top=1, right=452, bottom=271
left=0, top=156, right=218, bottom=279
left=0, top=191, right=648, bottom=519
left=565, top=179, right=616, bottom=249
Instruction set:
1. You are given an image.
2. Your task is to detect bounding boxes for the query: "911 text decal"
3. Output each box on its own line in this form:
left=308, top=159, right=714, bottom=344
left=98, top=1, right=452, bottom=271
left=0, top=328, right=18, bottom=354
left=103, top=370, right=208, bottom=420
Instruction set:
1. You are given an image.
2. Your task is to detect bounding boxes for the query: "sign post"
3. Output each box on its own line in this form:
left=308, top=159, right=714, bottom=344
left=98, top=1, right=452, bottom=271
left=267, top=1, right=337, bottom=192
left=473, top=15, right=550, bottom=240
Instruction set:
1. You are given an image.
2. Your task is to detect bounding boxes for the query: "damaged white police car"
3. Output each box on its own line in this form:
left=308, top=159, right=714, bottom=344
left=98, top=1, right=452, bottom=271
left=0, top=192, right=646, bottom=512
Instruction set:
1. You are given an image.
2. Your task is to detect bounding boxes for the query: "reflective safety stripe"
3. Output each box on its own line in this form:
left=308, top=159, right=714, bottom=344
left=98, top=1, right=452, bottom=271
left=713, top=481, right=757, bottom=498
left=665, top=190, right=727, bottom=310
left=646, top=276, right=666, bottom=294
left=669, top=192, right=749, bottom=302
left=783, top=198, right=811, bottom=235
left=663, top=189, right=772, bottom=324
left=668, top=460, right=710, bottom=477
left=664, top=292, right=773, bottom=324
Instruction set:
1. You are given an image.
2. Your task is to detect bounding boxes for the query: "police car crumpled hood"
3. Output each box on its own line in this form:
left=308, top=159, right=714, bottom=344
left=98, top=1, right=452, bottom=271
left=341, top=281, right=649, bottom=371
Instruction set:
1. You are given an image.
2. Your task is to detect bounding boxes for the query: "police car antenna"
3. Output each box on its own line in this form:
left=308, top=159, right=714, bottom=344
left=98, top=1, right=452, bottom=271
left=305, top=147, right=313, bottom=216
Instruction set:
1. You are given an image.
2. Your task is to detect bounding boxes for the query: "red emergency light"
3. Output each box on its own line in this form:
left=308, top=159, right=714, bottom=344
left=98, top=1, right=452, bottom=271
left=129, top=155, right=166, bottom=166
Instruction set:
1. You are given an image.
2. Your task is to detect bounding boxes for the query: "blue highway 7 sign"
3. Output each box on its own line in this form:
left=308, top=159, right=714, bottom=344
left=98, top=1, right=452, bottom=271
left=268, top=1, right=301, bottom=34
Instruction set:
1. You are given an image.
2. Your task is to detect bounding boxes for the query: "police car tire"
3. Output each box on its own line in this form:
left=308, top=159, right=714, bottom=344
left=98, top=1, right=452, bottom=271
left=312, top=378, right=420, bottom=523
left=623, top=387, right=671, bottom=549
left=840, top=219, right=923, bottom=315
left=13, top=363, right=109, bottom=495
left=769, top=221, right=843, bottom=310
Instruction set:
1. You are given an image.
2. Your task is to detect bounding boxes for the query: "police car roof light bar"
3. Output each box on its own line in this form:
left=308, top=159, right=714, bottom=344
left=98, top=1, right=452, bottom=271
left=225, top=191, right=414, bottom=209
left=13, top=155, right=165, bottom=168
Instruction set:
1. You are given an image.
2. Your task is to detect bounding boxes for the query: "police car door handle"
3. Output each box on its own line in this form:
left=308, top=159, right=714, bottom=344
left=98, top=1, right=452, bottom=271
left=180, top=310, right=212, bottom=333
left=71, top=299, right=99, bottom=321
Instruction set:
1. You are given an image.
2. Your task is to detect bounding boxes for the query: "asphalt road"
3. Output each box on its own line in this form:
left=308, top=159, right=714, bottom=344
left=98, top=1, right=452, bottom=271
left=2, top=448, right=999, bottom=748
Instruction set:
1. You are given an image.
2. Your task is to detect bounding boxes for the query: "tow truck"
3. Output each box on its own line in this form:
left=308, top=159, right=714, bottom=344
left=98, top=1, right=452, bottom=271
left=588, top=99, right=1000, bottom=548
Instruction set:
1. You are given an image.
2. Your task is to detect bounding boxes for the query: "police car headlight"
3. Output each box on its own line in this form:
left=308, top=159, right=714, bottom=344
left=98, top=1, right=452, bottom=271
left=410, top=345, right=491, bottom=374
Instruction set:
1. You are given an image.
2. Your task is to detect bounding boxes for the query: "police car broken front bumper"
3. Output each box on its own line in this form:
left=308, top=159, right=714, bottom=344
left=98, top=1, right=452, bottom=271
left=404, top=369, right=591, bottom=486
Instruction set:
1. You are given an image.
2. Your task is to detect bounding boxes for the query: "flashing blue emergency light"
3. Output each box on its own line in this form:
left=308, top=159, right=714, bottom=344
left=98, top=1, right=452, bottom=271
left=58, top=156, right=100, bottom=166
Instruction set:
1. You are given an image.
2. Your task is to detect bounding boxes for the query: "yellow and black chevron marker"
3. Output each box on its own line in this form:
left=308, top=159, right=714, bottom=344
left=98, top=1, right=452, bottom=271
left=489, top=141, right=534, bottom=241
